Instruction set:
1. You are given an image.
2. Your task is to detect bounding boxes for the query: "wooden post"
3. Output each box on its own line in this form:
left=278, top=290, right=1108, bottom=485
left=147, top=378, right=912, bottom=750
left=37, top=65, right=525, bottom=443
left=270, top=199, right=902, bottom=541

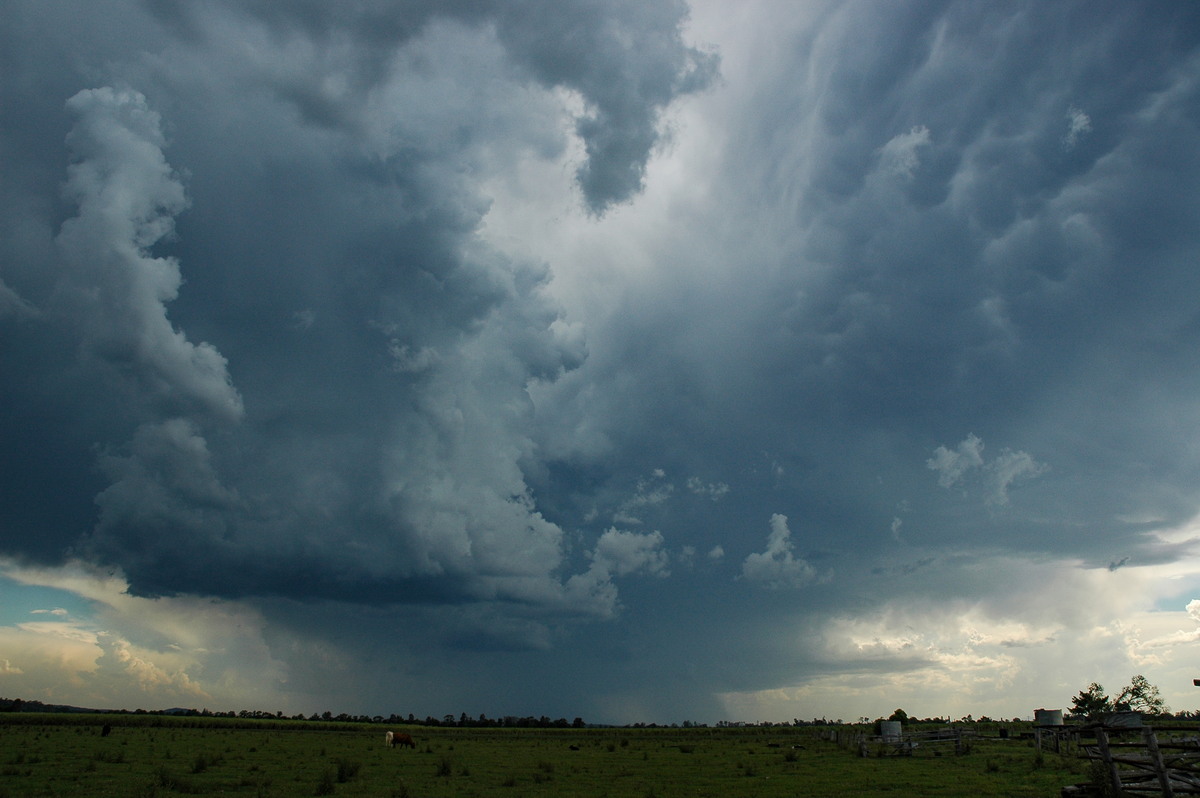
left=1143, top=726, right=1174, bottom=798
left=1095, top=728, right=1123, bottom=795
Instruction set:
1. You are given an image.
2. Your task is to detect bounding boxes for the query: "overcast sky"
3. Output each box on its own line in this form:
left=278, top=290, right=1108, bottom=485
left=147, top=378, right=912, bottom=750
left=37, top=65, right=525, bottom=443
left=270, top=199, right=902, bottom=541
left=4, top=0, right=1200, bottom=725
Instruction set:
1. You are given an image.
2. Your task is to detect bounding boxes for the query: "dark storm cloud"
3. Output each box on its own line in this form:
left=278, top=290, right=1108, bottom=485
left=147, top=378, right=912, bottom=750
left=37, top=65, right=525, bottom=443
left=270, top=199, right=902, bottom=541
left=5, top=0, right=1200, bottom=723
left=551, top=0, right=1200, bottom=564
left=148, top=0, right=716, bottom=212
left=0, top=0, right=709, bottom=623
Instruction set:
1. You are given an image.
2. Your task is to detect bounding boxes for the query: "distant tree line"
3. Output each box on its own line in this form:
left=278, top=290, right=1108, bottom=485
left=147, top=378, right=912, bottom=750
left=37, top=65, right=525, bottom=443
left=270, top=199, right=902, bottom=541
left=0, top=698, right=585, bottom=728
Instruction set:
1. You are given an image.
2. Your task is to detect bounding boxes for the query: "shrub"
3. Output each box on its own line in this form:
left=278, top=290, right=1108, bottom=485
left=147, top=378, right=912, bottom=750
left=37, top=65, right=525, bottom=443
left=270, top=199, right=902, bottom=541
left=313, top=768, right=335, bottom=796
left=335, top=758, right=360, bottom=783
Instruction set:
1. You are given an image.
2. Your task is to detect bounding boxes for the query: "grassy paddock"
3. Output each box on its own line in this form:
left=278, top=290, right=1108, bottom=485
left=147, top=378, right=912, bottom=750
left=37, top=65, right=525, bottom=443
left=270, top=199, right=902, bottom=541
left=0, top=715, right=1089, bottom=797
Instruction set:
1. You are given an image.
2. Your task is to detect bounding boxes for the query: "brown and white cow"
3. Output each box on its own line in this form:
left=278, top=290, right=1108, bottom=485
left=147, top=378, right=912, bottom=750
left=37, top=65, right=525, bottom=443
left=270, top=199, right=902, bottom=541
left=385, top=730, right=416, bottom=749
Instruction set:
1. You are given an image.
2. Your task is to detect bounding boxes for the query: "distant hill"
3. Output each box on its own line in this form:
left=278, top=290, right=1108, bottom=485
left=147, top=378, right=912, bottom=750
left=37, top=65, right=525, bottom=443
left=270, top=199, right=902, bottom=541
left=0, top=697, right=110, bottom=714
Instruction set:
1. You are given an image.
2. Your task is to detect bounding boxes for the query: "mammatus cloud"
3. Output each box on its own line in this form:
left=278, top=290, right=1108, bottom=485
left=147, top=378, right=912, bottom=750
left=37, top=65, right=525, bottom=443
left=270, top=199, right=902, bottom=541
left=741, top=514, right=818, bottom=590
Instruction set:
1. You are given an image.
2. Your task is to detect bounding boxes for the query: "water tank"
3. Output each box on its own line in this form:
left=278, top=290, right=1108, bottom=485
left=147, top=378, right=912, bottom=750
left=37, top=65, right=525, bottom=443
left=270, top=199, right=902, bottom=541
left=1034, top=709, right=1063, bottom=726
left=879, top=720, right=902, bottom=741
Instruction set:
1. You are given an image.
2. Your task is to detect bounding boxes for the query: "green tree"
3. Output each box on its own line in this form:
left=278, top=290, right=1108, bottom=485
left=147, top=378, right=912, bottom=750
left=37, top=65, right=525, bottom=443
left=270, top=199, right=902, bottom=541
left=1070, top=682, right=1112, bottom=719
left=1115, top=674, right=1167, bottom=715
left=888, top=708, right=909, bottom=723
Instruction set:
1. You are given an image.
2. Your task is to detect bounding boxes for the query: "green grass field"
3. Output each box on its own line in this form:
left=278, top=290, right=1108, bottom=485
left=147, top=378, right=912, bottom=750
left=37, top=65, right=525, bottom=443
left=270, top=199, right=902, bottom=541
left=0, top=715, right=1091, bottom=797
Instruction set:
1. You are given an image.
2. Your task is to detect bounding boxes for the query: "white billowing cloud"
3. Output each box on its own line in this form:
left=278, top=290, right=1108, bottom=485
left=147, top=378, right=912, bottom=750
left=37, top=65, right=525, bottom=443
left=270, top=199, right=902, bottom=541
left=112, top=637, right=207, bottom=698
left=562, top=528, right=669, bottom=619
left=928, top=435, right=1046, bottom=505
left=722, top=524, right=1200, bottom=723
left=593, top=528, right=670, bottom=578
left=927, top=433, right=985, bottom=488
left=985, top=448, right=1050, bottom=506
left=387, top=342, right=440, bottom=374
left=1064, top=106, right=1092, bottom=149
left=0, top=558, right=289, bottom=710
left=613, top=471, right=676, bottom=525
left=687, top=476, right=730, bottom=500
left=1188, top=598, right=1200, bottom=623
left=54, top=87, right=243, bottom=424
left=741, top=514, right=818, bottom=589
left=879, top=125, right=931, bottom=179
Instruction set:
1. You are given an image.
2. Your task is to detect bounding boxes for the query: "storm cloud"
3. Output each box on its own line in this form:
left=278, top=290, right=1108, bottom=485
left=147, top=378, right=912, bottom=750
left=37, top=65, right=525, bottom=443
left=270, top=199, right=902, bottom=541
left=4, top=0, right=1200, bottom=724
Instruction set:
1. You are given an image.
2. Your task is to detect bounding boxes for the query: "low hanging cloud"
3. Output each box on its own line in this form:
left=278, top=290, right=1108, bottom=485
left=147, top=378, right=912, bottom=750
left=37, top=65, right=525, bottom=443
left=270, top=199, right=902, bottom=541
left=593, top=528, right=670, bottom=578
left=741, top=514, right=818, bottom=590
left=927, top=434, right=1047, bottom=505
left=564, top=528, right=669, bottom=619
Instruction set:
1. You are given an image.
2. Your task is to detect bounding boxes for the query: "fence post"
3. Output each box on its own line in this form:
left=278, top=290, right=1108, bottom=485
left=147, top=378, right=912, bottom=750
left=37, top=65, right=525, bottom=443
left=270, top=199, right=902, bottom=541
left=1095, top=728, right=1123, bottom=795
left=1143, top=727, right=1174, bottom=798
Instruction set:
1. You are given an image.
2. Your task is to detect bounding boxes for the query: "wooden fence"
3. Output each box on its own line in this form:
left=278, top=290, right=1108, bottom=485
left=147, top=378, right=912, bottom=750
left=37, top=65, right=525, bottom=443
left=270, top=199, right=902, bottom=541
left=855, top=727, right=975, bottom=757
left=1065, top=724, right=1200, bottom=796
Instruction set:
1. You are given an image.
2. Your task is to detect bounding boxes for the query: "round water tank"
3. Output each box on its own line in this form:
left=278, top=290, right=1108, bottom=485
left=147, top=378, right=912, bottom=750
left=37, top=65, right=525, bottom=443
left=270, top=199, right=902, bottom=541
left=1034, top=709, right=1063, bottom=726
left=880, top=720, right=902, bottom=741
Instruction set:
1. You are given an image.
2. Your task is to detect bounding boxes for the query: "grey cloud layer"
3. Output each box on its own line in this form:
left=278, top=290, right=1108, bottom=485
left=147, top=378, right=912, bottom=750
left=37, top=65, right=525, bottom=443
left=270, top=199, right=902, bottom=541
left=0, top=0, right=711, bottom=622
left=4, top=0, right=1200, bottom=721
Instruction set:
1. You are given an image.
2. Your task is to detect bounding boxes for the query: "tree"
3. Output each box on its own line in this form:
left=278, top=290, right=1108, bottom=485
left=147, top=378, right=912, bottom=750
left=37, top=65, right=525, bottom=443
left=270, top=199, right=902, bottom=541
left=887, top=708, right=909, bottom=723
left=1070, top=682, right=1112, bottom=719
left=1115, top=674, right=1167, bottom=715
left=1071, top=675, right=1168, bottom=719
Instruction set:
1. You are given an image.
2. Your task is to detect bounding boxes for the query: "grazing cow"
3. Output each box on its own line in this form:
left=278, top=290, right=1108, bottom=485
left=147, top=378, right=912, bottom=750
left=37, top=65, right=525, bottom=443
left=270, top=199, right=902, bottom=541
left=385, top=731, right=416, bottom=749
